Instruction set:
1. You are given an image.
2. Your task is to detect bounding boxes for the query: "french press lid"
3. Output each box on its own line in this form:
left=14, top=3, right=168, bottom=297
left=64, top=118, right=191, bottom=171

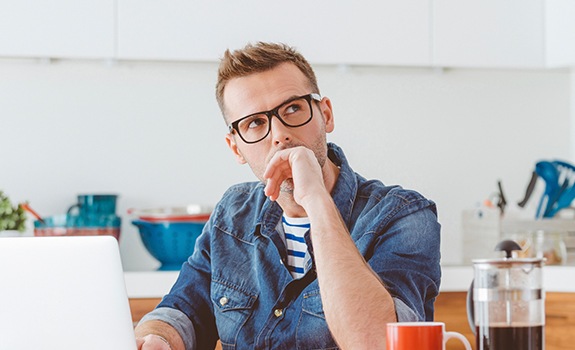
left=472, top=239, right=545, bottom=267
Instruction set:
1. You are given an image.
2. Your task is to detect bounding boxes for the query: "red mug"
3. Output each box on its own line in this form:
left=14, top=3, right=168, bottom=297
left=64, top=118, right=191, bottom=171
left=386, top=322, right=472, bottom=350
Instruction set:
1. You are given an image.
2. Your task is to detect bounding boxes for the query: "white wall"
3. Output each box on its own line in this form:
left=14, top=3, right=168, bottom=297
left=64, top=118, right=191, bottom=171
left=1, top=59, right=572, bottom=270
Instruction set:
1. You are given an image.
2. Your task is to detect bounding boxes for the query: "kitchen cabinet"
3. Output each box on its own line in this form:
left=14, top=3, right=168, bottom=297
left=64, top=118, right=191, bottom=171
left=435, top=292, right=575, bottom=350
left=0, top=0, right=115, bottom=58
left=2, top=1, right=575, bottom=69
left=116, top=0, right=430, bottom=66
left=433, top=0, right=575, bottom=68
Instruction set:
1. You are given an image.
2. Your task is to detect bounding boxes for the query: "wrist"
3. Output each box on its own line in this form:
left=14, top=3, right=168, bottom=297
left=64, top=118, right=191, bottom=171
left=299, top=191, right=334, bottom=216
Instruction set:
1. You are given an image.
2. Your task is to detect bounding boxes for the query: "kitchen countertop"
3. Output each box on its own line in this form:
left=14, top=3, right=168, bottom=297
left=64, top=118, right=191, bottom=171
left=439, top=265, right=575, bottom=292
left=124, top=271, right=179, bottom=298
left=124, top=265, right=575, bottom=298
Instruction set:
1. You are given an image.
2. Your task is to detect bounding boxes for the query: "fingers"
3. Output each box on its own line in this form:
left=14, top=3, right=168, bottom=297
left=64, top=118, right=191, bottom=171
left=264, top=146, right=324, bottom=202
left=264, top=149, right=296, bottom=201
left=263, top=149, right=292, bottom=180
left=264, top=179, right=280, bottom=201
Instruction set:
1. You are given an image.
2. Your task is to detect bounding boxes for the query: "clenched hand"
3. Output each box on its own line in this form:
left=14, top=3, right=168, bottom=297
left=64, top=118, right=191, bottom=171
left=263, top=146, right=328, bottom=205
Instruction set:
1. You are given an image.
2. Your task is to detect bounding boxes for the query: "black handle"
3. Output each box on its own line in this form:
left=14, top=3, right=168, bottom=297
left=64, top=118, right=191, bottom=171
left=495, top=240, right=522, bottom=259
left=517, top=171, right=538, bottom=208
left=496, top=180, right=507, bottom=215
left=466, top=280, right=475, bottom=334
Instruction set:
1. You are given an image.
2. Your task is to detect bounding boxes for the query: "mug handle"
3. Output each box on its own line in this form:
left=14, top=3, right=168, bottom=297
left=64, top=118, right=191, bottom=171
left=67, top=203, right=81, bottom=216
left=444, top=331, right=472, bottom=350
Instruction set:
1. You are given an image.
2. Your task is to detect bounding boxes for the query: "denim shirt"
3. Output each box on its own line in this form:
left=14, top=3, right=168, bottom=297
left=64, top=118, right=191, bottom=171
left=141, top=143, right=441, bottom=350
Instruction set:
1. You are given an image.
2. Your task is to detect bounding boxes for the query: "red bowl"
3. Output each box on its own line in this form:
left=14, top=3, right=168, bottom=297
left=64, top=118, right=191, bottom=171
left=128, top=205, right=212, bottom=223
left=137, top=214, right=211, bottom=223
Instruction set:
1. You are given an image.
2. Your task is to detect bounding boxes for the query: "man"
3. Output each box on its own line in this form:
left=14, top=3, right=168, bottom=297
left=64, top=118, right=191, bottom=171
left=136, top=42, right=441, bottom=350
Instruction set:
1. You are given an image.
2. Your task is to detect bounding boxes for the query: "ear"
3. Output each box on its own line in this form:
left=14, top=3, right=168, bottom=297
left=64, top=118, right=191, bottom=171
left=225, top=133, right=247, bottom=164
left=320, top=97, right=335, bottom=133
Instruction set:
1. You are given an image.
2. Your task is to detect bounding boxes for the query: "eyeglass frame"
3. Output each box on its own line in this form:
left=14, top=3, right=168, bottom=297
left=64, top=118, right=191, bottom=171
left=227, top=93, right=322, bottom=144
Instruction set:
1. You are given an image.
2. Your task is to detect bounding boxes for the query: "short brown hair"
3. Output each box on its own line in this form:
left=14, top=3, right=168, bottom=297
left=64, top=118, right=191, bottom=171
left=215, top=42, right=319, bottom=117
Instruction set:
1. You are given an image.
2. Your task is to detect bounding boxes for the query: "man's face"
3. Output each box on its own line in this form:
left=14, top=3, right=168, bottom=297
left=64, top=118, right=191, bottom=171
left=223, top=63, right=334, bottom=187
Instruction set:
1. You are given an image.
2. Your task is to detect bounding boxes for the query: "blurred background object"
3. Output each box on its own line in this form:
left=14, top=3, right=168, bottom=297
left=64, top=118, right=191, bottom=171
left=34, top=194, right=121, bottom=241
left=0, top=190, right=27, bottom=233
left=130, top=205, right=211, bottom=270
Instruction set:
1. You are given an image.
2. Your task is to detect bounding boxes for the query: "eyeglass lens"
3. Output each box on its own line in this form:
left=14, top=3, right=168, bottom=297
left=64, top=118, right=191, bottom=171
left=236, top=96, right=313, bottom=143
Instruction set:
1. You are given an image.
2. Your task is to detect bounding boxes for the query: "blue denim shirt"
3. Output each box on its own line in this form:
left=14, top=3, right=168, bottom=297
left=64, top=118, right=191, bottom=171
left=141, top=143, right=441, bottom=350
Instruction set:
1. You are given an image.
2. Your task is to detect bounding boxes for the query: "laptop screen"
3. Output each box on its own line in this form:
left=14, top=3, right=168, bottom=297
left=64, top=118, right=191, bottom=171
left=0, top=236, right=137, bottom=350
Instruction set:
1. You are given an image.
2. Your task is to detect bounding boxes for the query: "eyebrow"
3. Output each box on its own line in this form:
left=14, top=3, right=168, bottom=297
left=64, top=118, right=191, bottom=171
left=246, top=94, right=303, bottom=117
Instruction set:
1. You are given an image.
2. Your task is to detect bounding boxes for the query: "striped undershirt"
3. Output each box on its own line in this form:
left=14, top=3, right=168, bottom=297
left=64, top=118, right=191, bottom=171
left=282, top=215, right=311, bottom=279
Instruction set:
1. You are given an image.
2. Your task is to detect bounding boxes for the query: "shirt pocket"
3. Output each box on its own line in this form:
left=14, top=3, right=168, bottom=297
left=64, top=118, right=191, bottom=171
left=211, top=280, right=257, bottom=348
left=297, top=290, right=339, bottom=350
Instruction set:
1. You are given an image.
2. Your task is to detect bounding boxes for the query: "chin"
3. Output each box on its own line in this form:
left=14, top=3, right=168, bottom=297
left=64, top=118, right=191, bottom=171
left=280, top=179, right=295, bottom=194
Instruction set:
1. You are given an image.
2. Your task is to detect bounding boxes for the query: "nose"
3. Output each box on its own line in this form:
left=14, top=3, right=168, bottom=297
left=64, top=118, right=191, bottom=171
left=269, top=115, right=292, bottom=146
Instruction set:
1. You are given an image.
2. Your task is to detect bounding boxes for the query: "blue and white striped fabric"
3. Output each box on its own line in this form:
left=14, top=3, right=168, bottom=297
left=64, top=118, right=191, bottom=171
left=282, top=216, right=311, bottom=279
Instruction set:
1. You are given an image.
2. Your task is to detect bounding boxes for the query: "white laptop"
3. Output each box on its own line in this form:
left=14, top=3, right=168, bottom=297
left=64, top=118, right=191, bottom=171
left=0, top=236, right=137, bottom=350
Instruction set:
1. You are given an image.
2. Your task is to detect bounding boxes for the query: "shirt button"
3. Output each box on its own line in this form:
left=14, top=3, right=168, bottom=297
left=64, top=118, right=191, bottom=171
left=274, top=308, right=283, bottom=317
left=219, top=297, right=228, bottom=306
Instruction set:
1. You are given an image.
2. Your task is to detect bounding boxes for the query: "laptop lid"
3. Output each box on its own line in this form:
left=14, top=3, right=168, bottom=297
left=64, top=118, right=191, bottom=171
left=0, top=236, right=137, bottom=350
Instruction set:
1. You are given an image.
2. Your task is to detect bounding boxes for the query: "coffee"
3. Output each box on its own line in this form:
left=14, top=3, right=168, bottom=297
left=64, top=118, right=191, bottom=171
left=475, top=325, right=544, bottom=350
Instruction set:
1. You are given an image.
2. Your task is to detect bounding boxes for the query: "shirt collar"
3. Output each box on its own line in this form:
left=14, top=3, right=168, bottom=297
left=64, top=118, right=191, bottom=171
left=326, top=143, right=358, bottom=227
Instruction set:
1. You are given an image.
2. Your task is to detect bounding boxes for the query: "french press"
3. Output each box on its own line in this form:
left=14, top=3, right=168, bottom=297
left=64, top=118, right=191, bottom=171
left=467, top=240, right=545, bottom=350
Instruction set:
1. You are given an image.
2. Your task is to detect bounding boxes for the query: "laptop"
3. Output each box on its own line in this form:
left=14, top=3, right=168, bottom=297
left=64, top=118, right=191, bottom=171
left=0, top=236, right=137, bottom=350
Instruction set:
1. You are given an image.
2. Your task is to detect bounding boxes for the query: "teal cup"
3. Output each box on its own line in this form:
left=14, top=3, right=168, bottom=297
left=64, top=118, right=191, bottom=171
left=67, top=194, right=118, bottom=218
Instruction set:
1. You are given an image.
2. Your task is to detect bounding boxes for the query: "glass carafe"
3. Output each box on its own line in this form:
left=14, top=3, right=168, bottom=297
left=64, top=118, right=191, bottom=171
left=468, top=240, right=545, bottom=350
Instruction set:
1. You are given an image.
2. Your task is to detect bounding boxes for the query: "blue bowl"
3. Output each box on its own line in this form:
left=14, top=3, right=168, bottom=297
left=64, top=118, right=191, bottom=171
left=132, top=219, right=206, bottom=271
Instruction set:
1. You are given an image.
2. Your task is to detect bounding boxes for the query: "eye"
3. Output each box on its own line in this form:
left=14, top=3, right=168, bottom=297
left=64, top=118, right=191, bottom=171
left=283, top=100, right=305, bottom=115
left=244, top=115, right=268, bottom=130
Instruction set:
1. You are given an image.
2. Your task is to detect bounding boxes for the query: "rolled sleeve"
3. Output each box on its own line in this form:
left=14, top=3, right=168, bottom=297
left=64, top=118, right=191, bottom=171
left=370, top=206, right=442, bottom=321
left=393, top=297, right=420, bottom=322
left=138, top=307, right=197, bottom=350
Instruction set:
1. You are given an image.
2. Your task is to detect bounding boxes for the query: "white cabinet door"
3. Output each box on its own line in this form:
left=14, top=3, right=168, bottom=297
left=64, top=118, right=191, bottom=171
left=433, top=0, right=575, bottom=68
left=0, top=0, right=115, bottom=59
left=117, top=0, right=430, bottom=66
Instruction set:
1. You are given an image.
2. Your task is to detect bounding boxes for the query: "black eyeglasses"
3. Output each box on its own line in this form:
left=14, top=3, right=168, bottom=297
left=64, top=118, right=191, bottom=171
left=228, top=93, right=322, bottom=144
